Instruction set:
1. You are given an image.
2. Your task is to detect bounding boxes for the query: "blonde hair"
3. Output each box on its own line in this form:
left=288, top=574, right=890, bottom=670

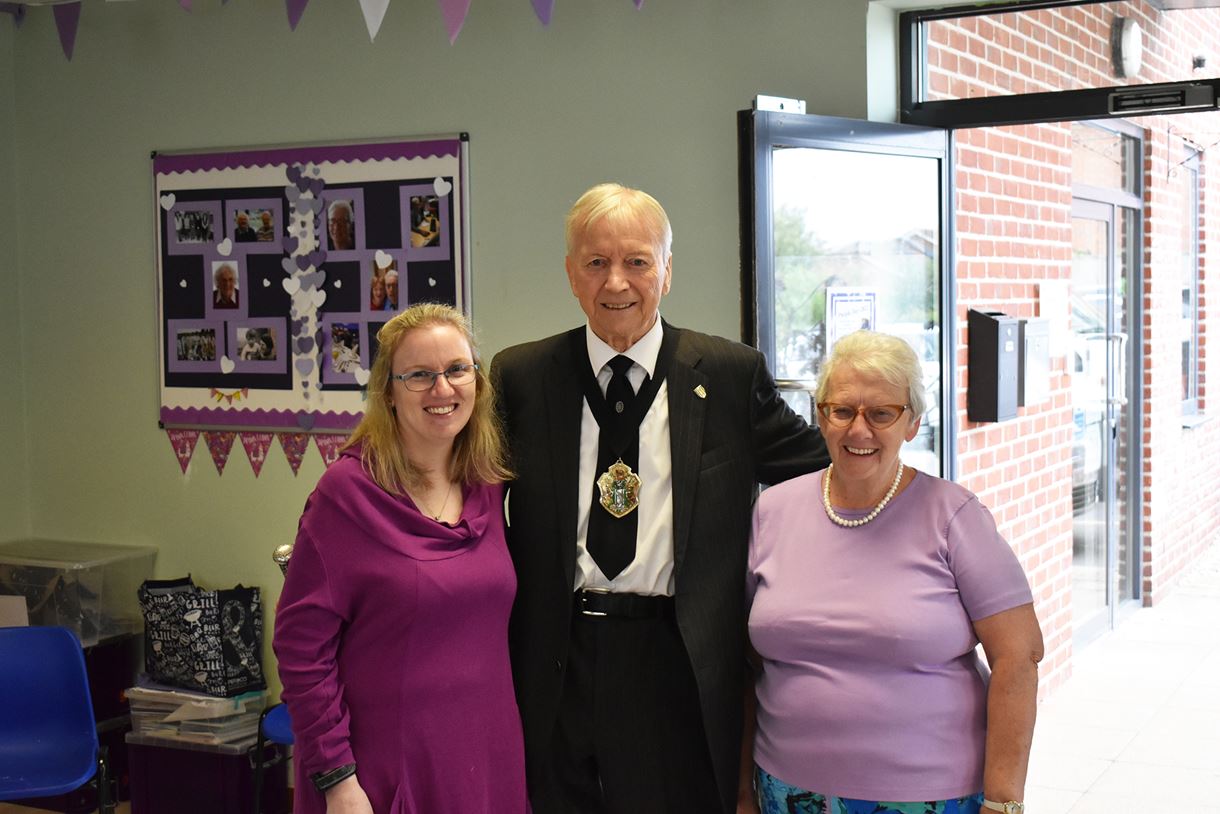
left=565, top=183, right=672, bottom=259
left=815, top=330, right=926, bottom=420
left=342, top=303, right=511, bottom=494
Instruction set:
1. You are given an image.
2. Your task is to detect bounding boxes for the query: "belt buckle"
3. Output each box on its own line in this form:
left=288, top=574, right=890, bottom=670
left=579, top=587, right=610, bottom=617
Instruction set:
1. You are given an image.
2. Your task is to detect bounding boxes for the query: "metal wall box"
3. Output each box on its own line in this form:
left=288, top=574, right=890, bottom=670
left=968, top=309, right=1020, bottom=422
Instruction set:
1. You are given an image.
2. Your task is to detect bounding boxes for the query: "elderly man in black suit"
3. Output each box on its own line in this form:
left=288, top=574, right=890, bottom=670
left=491, top=183, right=829, bottom=814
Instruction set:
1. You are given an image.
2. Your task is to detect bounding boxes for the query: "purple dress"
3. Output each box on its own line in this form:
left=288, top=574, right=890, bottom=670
left=273, top=448, right=527, bottom=814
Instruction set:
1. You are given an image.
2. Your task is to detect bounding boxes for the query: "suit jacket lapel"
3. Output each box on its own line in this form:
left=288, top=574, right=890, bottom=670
left=665, top=324, right=707, bottom=579
left=547, top=329, right=586, bottom=589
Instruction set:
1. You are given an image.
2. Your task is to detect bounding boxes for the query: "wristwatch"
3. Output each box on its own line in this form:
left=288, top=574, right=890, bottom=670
left=981, top=800, right=1024, bottom=814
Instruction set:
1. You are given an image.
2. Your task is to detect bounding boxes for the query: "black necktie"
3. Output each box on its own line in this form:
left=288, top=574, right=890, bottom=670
left=586, top=355, right=639, bottom=579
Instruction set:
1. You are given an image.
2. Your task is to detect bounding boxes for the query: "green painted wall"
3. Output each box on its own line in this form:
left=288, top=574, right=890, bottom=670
left=8, top=0, right=870, bottom=689
left=0, top=18, right=30, bottom=542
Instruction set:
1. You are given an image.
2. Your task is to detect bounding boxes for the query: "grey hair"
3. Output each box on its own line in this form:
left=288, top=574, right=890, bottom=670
left=565, top=183, right=672, bottom=260
left=815, top=330, right=926, bottom=420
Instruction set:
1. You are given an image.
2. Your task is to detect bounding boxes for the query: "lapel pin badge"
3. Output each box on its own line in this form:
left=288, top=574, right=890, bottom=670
left=693, top=385, right=707, bottom=399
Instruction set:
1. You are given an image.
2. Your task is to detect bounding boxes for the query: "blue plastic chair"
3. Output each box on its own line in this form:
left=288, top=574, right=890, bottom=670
left=0, top=625, right=114, bottom=812
left=252, top=702, right=294, bottom=814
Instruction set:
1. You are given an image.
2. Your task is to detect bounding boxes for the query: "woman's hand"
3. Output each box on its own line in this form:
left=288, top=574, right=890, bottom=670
left=325, top=775, right=375, bottom=814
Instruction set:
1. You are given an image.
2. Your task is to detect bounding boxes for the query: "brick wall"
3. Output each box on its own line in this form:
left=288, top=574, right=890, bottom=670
left=926, top=1, right=1220, bottom=693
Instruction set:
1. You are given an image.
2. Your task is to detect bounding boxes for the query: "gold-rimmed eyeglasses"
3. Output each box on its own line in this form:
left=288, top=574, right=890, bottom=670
left=817, top=402, right=910, bottom=429
left=390, top=363, right=478, bottom=392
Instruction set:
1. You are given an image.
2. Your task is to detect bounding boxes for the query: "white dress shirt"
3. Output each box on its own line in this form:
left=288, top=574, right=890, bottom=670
left=574, top=319, right=675, bottom=596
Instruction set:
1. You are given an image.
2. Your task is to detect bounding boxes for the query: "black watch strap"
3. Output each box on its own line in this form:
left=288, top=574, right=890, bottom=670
left=311, top=762, right=357, bottom=792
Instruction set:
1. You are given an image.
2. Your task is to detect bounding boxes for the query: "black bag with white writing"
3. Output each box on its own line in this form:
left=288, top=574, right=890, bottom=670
left=138, top=576, right=265, bottom=697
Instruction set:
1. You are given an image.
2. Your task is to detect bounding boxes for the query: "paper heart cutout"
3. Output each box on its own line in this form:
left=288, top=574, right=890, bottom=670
left=281, top=257, right=296, bottom=274
left=295, top=255, right=312, bottom=272
left=286, top=165, right=302, bottom=185
left=179, top=279, right=188, bottom=288
left=307, top=198, right=323, bottom=215
left=312, top=166, right=321, bottom=176
left=434, top=177, right=453, bottom=197
left=291, top=317, right=306, bottom=334
left=428, top=277, right=437, bottom=287
left=354, top=367, right=370, bottom=386
left=374, top=250, right=393, bottom=268
left=262, top=278, right=270, bottom=288
left=284, top=236, right=299, bottom=254
left=286, top=185, right=300, bottom=202
left=282, top=277, right=301, bottom=295
left=220, top=355, right=235, bottom=374
left=301, top=270, right=326, bottom=290
left=310, top=178, right=325, bottom=196
left=333, top=280, right=342, bottom=289
left=296, top=336, right=315, bottom=353
left=308, top=249, right=327, bottom=267
left=216, top=238, right=233, bottom=257
left=159, top=193, right=177, bottom=210
left=295, top=358, right=315, bottom=377
left=297, top=412, right=316, bottom=430
left=310, top=289, right=327, bottom=309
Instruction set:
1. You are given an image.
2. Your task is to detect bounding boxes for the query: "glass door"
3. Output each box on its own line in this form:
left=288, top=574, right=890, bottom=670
left=738, top=110, right=951, bottom=477
left=1070, top=197, right=1137, bottom=642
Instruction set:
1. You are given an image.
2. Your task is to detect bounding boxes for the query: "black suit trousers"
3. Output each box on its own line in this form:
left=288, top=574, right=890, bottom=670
left=530, top=611, right=721, bottom=814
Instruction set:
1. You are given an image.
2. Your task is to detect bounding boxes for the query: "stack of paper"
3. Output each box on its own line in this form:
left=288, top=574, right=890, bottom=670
left=126, top=682, right=267, bottom=745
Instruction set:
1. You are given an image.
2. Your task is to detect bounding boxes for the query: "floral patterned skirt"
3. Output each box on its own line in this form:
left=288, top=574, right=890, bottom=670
left=756, top=765, right=984, bottom=814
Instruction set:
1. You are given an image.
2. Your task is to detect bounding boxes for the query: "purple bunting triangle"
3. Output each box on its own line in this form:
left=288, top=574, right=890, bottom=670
left=53, top=2, right=81, bottom=61
left=179, top=0, right=192, bottom=11
left=531, top=0, right=553, bottom=26
left=437, top=0, right=471, bottom=44
left=634, top=0, right=643, bottom=7
left=286, top=0, right=309, bottom=31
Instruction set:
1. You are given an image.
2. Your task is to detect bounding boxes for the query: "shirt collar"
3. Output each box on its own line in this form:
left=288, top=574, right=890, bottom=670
left=584, top=317, right=663, bottom=378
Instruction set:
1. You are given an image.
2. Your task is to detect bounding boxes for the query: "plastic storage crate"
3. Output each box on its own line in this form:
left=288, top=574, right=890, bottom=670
left=0, top=539, right=157, bottom=647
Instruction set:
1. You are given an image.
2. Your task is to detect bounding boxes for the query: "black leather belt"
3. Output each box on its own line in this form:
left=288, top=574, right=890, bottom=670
left=574, top=589, right=674, bottom=619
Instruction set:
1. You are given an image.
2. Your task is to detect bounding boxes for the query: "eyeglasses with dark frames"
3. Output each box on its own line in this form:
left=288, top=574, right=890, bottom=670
left=816, top=402, right=910, bottom=429
left=390, top=363, right=479, bottom=392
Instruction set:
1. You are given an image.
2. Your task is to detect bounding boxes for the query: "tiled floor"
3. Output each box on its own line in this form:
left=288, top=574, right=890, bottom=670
left=1026, top=541, right=1220, bottom=813
left=2, top=544, right=1216, bottom=814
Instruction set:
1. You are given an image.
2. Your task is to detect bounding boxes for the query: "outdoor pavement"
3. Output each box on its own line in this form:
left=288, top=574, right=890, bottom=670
left=1025, top=542, right=1220, bottom=812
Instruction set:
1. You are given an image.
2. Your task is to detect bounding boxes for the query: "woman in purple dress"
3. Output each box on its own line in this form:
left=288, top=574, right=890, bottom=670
left=274, top=303, right=526, bottom=814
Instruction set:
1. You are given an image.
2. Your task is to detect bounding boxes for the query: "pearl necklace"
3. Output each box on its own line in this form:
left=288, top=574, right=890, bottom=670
left=822, top=461, right=905, bottom=528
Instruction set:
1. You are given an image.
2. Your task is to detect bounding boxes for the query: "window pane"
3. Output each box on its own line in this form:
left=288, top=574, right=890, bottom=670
left=1178, top=149, right=1199, bottom=405
left=770, top=146, right=941, bottom=474
left=923, top=2, right=1210, bottom=103
left=1072, top=122, right=1138, bottom=195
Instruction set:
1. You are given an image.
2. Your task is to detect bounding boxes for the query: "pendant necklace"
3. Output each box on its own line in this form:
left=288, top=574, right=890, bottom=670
left=411, top=480, right=456, bottom=521
left=822, top=461, right=905, bottom=528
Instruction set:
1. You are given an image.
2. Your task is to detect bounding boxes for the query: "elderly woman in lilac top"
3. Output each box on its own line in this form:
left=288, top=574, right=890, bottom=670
left=740, top=331, right=1043, bottom=814
left=274, top=303, right=526, bottom=814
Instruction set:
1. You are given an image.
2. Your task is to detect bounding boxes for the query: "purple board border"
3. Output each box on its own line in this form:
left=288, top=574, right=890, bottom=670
left=160, top=406, right=361, bottom=431
left=154, top=139, right=460, bottom=175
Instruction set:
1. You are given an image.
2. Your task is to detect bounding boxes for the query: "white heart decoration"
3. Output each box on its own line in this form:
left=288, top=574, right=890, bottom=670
left=282, top=277, right=301, bottom=295
left=428, top=277, right=437, bottom=287
left=433, top=177, right=453, bottom=197
left=354, top=367, right=371, bottom=386
left=159, top=193, right=177, bottom=210
left=333, top=280, right=342, bottom=289
left=217, top=238, right=233, bottom=257
left=311, top=288, right=328, bottom=309
left=374, top=249, right=393, bottom=268
left=263, top=278, right=271, bottom=287
left=220, top=356, right=236, bottom=374
left=179, top=279, right=188, bottom=288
